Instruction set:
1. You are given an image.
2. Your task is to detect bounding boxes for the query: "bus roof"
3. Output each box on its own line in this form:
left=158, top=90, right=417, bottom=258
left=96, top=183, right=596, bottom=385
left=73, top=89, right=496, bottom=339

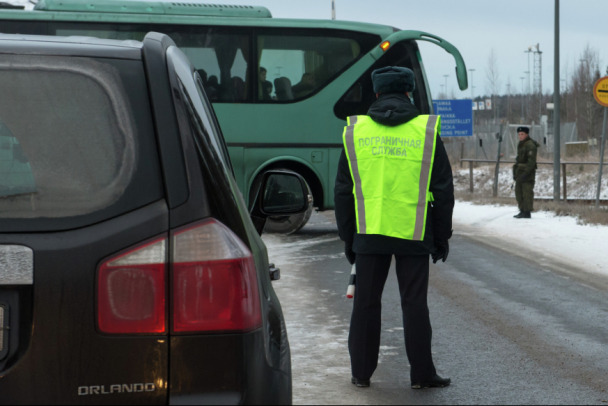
left=0, top=0, right=397, bottom=37
left=34, top=0, right=273, bottom=18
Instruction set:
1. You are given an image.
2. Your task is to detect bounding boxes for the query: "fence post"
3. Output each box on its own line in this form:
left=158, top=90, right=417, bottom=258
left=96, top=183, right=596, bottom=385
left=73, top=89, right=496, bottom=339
left=493, top=123, right=505, bottom=197
left=562, top=163, right=567, bottom=201
left=469, top=161, right=474, bottom=193
left=460, top=142, right=464, bottom=168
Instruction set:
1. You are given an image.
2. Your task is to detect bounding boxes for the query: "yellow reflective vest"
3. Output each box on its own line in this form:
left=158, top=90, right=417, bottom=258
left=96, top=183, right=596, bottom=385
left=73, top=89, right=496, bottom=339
left=342, top=114, right=440, bottom=240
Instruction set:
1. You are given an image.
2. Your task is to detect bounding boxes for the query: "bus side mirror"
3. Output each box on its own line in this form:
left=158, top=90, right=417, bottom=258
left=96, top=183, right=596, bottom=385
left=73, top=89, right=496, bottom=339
left=250, top=170, right=309, bottom=235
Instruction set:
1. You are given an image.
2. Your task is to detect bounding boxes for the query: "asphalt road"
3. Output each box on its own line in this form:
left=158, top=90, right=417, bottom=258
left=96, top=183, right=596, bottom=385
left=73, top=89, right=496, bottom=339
left=262, top=211, right=608, bottom=405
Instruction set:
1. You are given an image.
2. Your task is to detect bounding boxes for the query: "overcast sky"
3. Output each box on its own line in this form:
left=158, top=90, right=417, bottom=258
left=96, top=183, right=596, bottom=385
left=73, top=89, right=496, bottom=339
left=213, top=0, right=608, bottom=99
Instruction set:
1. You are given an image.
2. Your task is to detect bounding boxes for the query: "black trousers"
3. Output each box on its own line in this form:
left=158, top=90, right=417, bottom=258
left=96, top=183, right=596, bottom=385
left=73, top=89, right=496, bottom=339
left=349, top=253, right=436, bottom=383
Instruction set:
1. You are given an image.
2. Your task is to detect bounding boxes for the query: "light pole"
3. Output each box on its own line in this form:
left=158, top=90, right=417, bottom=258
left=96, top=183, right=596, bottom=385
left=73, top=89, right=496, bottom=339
left=553, top=0, right=561, bottom=201
left=524, top=70, right=530, bottom=119
left=331, top=0, right=335, bottom=20
left=469, top=68, right=475, bottom=100
left=469, top=68, right=475, bottom=135
left=520, top=76, right=525, bottom=121
left=525, top=47, right=533, bottom=94
left=443, top=74, right=449, bottom=99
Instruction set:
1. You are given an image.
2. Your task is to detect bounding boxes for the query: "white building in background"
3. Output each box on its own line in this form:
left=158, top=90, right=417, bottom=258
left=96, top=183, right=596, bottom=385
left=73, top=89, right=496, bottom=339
left=1, top=0, right=36, bottom=10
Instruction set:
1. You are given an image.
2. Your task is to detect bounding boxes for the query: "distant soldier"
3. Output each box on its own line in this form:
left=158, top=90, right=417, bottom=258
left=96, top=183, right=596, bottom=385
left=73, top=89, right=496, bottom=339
left=513, top=126, right=539, bottom=218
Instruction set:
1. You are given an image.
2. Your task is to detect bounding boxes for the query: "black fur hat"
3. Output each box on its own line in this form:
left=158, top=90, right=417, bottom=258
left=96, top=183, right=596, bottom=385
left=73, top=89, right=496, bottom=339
left=371, top=66, right=415, bottom=94
left=517, top=126, right=529, bottom=134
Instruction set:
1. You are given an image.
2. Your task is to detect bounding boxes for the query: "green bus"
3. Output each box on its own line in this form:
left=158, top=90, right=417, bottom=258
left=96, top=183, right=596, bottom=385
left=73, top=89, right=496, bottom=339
left=0, top=0, right=468, bottom=233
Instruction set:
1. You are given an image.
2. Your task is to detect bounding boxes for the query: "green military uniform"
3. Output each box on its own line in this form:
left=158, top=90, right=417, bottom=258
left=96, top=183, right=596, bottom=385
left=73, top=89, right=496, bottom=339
left=513, top=136, right=539, bottom=216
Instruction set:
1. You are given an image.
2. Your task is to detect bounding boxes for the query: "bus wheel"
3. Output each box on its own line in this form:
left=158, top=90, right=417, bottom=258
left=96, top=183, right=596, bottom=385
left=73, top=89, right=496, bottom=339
left=263, top=178, right=313, bottom=235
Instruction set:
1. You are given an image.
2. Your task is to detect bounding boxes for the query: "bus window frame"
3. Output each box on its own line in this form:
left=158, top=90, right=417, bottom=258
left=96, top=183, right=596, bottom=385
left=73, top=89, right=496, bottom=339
left=252, top=27, right=380, bottom=104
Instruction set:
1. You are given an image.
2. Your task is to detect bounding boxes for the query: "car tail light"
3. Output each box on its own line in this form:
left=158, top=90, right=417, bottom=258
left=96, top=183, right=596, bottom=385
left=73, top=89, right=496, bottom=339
left=97, top=237, right=167, bottom=334
left=171, top=218, right=261, bottom=333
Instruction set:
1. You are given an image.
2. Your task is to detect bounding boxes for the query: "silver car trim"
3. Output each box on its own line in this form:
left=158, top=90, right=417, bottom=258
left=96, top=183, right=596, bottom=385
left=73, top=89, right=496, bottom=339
left=0, top=245, right=33, bottom=285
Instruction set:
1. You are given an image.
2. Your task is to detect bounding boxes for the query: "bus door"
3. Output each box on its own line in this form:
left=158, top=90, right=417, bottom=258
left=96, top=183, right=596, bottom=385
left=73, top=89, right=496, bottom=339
left=334, top=30, right=468, bottom=120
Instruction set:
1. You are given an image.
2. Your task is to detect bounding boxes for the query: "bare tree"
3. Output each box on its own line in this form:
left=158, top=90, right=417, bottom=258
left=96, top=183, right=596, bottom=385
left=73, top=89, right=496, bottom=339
left=485, top=49, right=501, bottom=123
left=569, top=45, right=602, bottom=140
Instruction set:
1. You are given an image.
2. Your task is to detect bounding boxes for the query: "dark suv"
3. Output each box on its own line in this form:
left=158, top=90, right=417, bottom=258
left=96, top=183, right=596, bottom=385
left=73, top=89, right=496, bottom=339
left=0, top=32, right=307, bottom=405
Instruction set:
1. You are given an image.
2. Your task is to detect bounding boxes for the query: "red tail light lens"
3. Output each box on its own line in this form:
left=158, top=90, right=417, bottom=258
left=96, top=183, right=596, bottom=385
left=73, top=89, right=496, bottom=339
left=172, top=218, right=261, bottom=333
left=97, top=237, right=167, bottom=334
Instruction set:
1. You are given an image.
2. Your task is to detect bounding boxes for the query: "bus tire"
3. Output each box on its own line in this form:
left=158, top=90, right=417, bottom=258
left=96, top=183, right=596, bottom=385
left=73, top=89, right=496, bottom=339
left=263, top=177, right=313, bottom=235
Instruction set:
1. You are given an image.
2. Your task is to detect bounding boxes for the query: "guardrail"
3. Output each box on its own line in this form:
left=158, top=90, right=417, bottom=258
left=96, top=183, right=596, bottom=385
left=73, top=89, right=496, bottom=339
left=459, top=158, right=603, bottom=201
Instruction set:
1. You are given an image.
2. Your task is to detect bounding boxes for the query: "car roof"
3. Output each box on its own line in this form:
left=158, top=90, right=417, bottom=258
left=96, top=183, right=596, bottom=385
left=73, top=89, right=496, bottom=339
left=0, top=32, right=144, bottom=58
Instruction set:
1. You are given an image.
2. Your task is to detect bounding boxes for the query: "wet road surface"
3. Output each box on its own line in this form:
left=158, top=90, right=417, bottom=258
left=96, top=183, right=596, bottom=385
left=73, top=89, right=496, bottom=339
left=263, top=211, right=608, bottom=405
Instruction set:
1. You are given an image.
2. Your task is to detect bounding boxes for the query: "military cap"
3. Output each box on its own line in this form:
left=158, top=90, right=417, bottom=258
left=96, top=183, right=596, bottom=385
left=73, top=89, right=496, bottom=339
left=371, top=66, right=415, bottom=94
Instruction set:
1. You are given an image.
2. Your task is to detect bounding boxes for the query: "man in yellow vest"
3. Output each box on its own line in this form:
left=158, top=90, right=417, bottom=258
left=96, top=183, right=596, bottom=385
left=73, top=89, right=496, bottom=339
left=334, top=66, right=454, bottom=389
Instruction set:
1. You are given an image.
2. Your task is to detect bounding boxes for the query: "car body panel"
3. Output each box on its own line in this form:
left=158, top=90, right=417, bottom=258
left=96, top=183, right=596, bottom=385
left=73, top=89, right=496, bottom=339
left=0, top=33, right=293, bottom=404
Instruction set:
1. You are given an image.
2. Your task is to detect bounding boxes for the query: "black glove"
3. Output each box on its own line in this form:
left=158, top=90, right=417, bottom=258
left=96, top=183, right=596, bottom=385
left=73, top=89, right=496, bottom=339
left=344, top=243, right=356, bottom=265
left=432, top=240, right=449, bottom=264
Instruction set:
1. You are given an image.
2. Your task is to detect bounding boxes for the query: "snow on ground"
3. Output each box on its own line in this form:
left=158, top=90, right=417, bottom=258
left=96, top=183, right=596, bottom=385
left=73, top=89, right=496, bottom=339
left=453, top=201, right=607, bottom=278
left=452, top=163, right=608, bottom=279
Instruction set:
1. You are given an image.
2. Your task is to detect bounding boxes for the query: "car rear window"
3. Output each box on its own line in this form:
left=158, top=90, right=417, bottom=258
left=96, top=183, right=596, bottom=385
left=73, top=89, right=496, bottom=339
left=0, top=54, right=162, bottom=227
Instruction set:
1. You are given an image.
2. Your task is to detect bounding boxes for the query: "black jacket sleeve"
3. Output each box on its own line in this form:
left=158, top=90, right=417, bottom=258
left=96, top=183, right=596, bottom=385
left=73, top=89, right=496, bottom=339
left=429, top=136, right=454, bottom=242
left=334, top=149, right=356, bottom=246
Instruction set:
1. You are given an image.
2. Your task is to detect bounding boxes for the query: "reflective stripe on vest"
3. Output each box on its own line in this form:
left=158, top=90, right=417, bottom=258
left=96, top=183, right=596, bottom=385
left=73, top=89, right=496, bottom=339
left=343, top=114, right=439, bottom=240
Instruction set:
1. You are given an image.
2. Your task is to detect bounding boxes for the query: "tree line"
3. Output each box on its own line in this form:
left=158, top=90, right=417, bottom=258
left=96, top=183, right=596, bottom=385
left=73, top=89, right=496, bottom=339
left=442, top=45, right=606, bottom=142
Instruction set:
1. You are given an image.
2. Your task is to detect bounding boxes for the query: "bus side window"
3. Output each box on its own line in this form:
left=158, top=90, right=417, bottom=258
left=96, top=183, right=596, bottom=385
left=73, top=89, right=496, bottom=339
left=177, top=30, right=250, bottom=103
left=257, top=32, right=363, bottom=103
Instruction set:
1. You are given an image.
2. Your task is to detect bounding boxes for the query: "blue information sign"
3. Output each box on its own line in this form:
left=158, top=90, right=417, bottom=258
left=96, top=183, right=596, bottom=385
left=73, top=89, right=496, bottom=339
left=432, top=99, right=473, bottom=136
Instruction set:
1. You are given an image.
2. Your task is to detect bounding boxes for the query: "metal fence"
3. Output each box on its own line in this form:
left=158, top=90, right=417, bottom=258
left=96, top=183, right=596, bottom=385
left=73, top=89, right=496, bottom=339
left=443, top=121, right=579, bottom=164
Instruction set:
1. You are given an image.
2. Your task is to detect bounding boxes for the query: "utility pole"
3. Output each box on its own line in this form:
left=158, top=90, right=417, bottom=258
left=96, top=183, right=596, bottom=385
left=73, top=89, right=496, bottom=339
left=469, top=68, right=476, bottom=134
left=553, top=0, right=561, bottom=201
left=525, top=47, right=533, bottom=94
left=520, top=76, right=525, bottom=122
left=593, top=73, right=608, bottom=208
left=469, top=68, right=475, bottom=100
left=533, top=43, right=543, bottom=123
left=525, top=47, right=533, bottom=121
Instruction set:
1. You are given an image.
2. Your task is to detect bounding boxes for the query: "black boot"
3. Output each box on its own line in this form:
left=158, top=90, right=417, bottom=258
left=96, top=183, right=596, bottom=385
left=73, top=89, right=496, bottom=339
left=514, top=211, right=523, bottom=218
left=351, top=377, right=370, bottom=387
left=522, top=211, right=531, bottom=218
left=411, top=374, right=451, bottom=389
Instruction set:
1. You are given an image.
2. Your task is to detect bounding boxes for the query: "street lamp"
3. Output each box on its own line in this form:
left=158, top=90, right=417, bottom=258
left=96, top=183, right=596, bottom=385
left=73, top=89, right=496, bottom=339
left=520, top=76, right=525, bottom=121
left=468, top=68, right=475, bottom=100
left=523, top=70, right=530, bottom=119
left=524, top=47, right=533, bottom=94
left=469, top=68, right=476, bottom=134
